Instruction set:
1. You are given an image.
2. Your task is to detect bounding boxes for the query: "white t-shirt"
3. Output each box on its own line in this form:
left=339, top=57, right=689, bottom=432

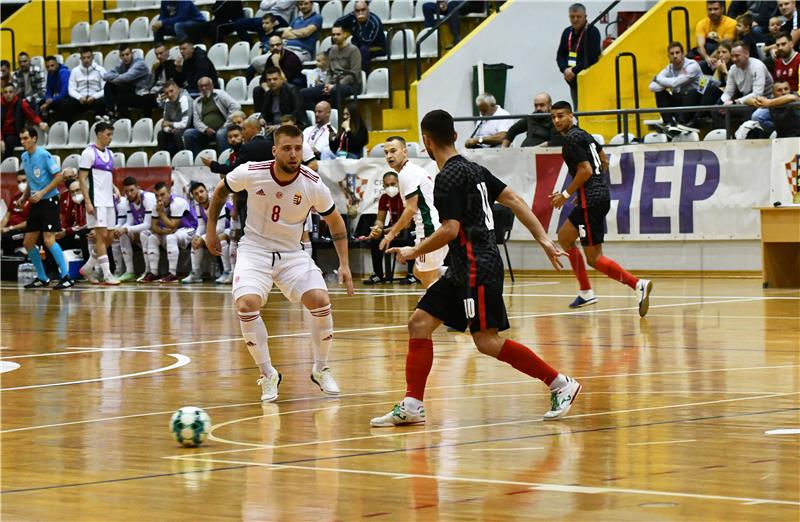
left=192, top=200, right=227, bottom=236
left=302, top=141, right=315, bottom=164
left=303, top=124, right=332, bottom=154
left=114, top=196, right=129, bottom=227
left=474, top=106, right=514, bottom=146
left=79, top=145, right=114, bottom=207
left=397, top=161, right=440, bottom=240
left=125, top=190, right=157, bottom=233
left=225, top=160, right=336, bottom=252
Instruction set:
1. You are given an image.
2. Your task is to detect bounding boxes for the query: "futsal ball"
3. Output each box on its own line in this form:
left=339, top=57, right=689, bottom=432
left=170, top=406, right=211, bottom=447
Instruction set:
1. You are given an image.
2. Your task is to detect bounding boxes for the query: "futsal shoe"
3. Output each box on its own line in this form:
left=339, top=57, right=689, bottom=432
left=158, top=273, right=178, bottom=284
left=257, top=371, right=282, bottom=402
left=362, top=273, right=385, bottom=285
left=543, top=377, right=581, bottom=421
left=311, top=367, right=340, bottom=395
left=568, top=294, right=597, bottom=309
left=636, top=279, right=653, bottom=317
left=370, top=400, right=426, bottom=427
left=215, top=271, right=232, bottom=284
left=102, top=275, right=120, bottom=286
left=181, top=273, right=203, bottom=284
left=53, top=275, right=75, bottom=290
left=23, top=278, right=49, bottom=289
left=79, top=266, right=100, bottom=285
left=139, top=272, right=159, bottom=283
left=118, top=272, right=137, bottom=283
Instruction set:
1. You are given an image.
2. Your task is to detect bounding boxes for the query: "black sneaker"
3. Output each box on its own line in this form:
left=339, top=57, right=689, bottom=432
left=53, top=276, right=76, bottom=290
left=397, top=275, right=418, bottom=285
left=24, top=278, right=50, bottom=289
left=363, top=273, right=385, bottom=285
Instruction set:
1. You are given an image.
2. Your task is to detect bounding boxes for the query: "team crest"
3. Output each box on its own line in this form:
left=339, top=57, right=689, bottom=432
left=785, top=154, right=800, bottom=204
left=276, top=191, right=283, bottom=199
left=293, top=192, right=302, bottom=205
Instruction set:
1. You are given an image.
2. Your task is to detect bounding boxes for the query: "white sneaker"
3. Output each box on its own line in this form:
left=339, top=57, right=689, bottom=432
left=370, top=400, right=426, bottom=427
left=257, top=371, right=281, bottom=402
left=215, top=271, right=232, bottom=284
left=101, top=274, right=120, bottom=286
left=79, top=265, right=99, bottom=284
left=181, top=272, right=203, bottom=284
left=636, top=279, right=653, bottom=317
left=311, top=367, right=340, bottom=395
left=543, top=377, right=581, bottom=421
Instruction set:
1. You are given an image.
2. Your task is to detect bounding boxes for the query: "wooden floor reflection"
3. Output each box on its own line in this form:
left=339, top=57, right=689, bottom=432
left=1, top=275, right=798, bottom=520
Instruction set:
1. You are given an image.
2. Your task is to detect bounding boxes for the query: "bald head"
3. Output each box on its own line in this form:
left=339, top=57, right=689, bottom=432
left=314, top=100, right=332, bottom=125
left=534, top=93, right=552, bottom=113
left=242, top=116, right=262, bottom=141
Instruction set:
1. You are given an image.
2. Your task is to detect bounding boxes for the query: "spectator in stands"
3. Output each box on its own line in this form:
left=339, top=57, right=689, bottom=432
left=0, top=60, right=10, bottom=88
left=464, top=93, right=513, bottom=148
left=152, top=0, right=206, bottom=43
left=728, top=1, right=779, bottom=34
left=11, top=52, right=46, bottom=111
left=207, top=0, right=245, bottom=42
left=304, top=52, right=331, bottom=88
left=1, top=84, right=48, bottom=155
left=230, top=110, right=246, bottom=127
left=501, top=93, right=562, bottom=148
left=175, top=40, right=219, bottom=97
left=301, top=23, right=362, bottom=110
left=256, top=67, right=308, bottom=133
left=740, top=79, right=800, bottom=136
left=149, top=43, right=178, bottom=99
left=205, top=116, right=271, bottom=177
left=364, top=171, right=415, bottom=285
left=258, top=0, right=294, bottom=27
left=556, top=3, right=601, bottom=110
left=241, top=16, right=282, bottom=79
left=695, top=1, right=738, bottom=64
left=66, top=48, right=107, bottom=123
left=219, top=6, right=284, bottom=44
left=329, top=102, right=367, bottom=158
left=722, top=41, right=774, bottom=105
left=336, top=1, right=387, bottom=72
left=649, top=42, right=702, bottom=127
left=183, top=76, right=240, bottom=155
left=248, top=35, right=303, bottom=87
left=280, top=0, right=322, bottom=63
left=55, top=177, right=89, bottom=263
left=778, top=0, right=799, bottom=48
left=303, top=100, right=335, bottom=159
left=157, top=80, right=193, bottom=155
left=1, top=171, right=29, bottom=257
left=203, top=123, right=242, bottom=170
left=103, top=44, right=151, bottom=119
left=773, top=32, right=800, bottom=91
left=40, top=56, right=71, bottom=122
left=736, top=13, right=768, bottom=57
left=423, top=1, right=464, bottom=48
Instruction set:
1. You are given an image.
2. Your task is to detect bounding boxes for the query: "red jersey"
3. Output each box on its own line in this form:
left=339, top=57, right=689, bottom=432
left=378, top=193, right=404, bottom=225
left=774, top=52, right=800, bottom=92
left=59, top=190, right=86, bottom=235
left=5, top=192, right=30, bottom=227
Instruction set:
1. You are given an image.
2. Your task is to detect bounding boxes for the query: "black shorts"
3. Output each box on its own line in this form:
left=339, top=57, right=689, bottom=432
left=26, top=196, right=62, bottom=233
left=568, top=200, right=610, bottom=246
left=417, top=276, right=510, bottom=334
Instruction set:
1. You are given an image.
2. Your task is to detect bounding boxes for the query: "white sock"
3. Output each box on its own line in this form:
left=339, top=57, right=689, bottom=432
left=82, top=241, right=97, bottom=272
left=578, top=289, right=595, bottom=299
left=98, top=255, right=113, bottom=279
left=146, top=234, right=160, bottom=275
left=238, top=310, right=275, bottom=376
left=166, top=234, right=179, bottom=275
left=230, top=241, right=238, bottom=270
left=191, top=246, right=203, bottom=276
left=119, top=233, right=134, bottom=273
left=302, top=240, right=312, bottom=252
left=111, top=239, right=123, bottom=274
left=403, top=397, right=423, bottom=412
left=220, top=240, right=231, bottom=272
left=549, top=373, right=568, bottom=391
left=307, top=305, right=333, bottom=373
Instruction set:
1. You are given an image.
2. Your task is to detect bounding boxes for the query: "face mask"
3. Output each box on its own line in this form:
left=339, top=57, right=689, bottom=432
left=385, top=186, right=399, bottom=198
left=71, top=193, right=84, bottom=204
left=17, top=182, right=27, bottom=192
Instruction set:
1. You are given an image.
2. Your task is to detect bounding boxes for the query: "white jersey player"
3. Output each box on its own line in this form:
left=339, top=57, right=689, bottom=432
left=77, top=122, right=120, bottom=285
left=380, top=136, right=447, bottom=288
left=110, top=193, right=129, bottom=277
left=115, top=176, right=158, bottom=282
left=205, top=125, right=354, bottom=402
left=181, top=182, right=234, bottom=285
left=140, top=182, right=197, bottom=284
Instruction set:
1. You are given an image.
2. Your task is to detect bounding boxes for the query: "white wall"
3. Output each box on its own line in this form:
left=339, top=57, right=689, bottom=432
left=416, top=0, right=656, bottom=139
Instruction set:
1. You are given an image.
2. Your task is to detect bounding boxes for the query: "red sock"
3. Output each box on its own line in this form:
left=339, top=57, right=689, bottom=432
left=567, top=247, right=592, bottom=291
left=594, top=256, right=639, bottom=289
left=405, top=338, right=434, bottom=400
left=497, top=339, right=558, bottom=385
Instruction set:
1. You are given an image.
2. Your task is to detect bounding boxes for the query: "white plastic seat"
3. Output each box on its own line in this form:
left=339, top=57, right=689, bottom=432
left=321, top=0, right=343, bottom=29
left=225, top=76, right=248, bottom=104
left=65, top=53, right=81, bottom=69
left=703, top=128, right=728, bottom=141
left=70, top=22, right=90, bottom=46
left=243, top=6, right=254, bottom=18
left=169, top=46, right=181, bottom=61
left=171, top=150, right=194, bottom=168
left=132, top=48, right=144, bottom=61
left=643, top=132, right=668, bottom=143
left=149, top=150, right=171, bottom=167
left=46, top=121, right=69, bottom=148
left=371, top=0, right=390, bottom=20
left=68, top=120, right=89, bottom=147
left=1, top=157, right=19, bottom=173
left=673, top=131, right=700, bottom=143
left=62, top=153, right=82, bottom=170
left=144, top=48, right=157, bottom=68
left=111, top=118, right=132, bottom=147
left=245, top=77, right=259, bottom=105
left=412, top=0, right=425, bottom=21
left=129, top=16, right=152, bottom=41
left=200, top=10, right=211, bottom=22
left=30, top=56, right=45, bottom=71
left=319, top=35, right=333, bottom=54
left=104, top=50, right=121, bottom=71
left=93, top=51, right=104, bottom=66
left=89, top=20, right=110, bottom=44
left=330, top=108, right=339, bottom=130
left=418, top=28, right=438, bottom=58
left=389, top=0, right=414, bottom=22
left=108, top=18, right=130, bottom=43
left=406, top=142, right=421, bottom=158
left=130, top=118, right=154, bottom=147
left=113, top=151, right=126, bottom=168
left=207, top=43, right=229, bottom=70
left=195, top=149, right=217, bottom=166
left=389, top=29, right=416, bottom=59
left=51, top=154, right=62, bottom=168
left=126, top=151, right=148, bottom=168
left=609, top=132, right=636, bottom=145
left=217, top=148, right=232, bottom=165
left=225, top=41, right=250, bottom=70
left=591, top=133, right=605, bottom=145
left=369, top=144, right=385, bottom=158
left=152, top=119, right=163, bottom=145
left=250, top=42, right=263, bottom=62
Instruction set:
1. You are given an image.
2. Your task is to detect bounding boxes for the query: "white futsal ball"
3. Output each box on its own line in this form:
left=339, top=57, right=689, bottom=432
left=170, top=406, right=211, bottom=447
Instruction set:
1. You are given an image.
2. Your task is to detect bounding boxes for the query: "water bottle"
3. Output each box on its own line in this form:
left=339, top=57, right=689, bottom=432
left=17, top=263, right=36, bottom=286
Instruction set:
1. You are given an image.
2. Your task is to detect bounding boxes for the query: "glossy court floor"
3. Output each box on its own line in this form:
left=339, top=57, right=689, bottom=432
left=1, top=274, right=798, bottom=521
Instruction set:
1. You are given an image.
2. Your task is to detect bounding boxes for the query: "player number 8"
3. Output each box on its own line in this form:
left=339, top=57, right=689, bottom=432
left=271, top=205, right=281, bottom=222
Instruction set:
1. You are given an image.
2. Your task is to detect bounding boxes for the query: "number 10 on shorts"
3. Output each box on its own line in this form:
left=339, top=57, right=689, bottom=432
left=463, top=297, right=475, bottom=319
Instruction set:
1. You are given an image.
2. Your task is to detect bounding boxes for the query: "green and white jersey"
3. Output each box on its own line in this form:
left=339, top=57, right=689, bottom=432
left=398, top=161, right=439, bottom=239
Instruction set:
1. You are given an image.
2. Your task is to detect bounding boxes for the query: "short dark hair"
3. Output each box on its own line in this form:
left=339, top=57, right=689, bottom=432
left=79, top=46, right=92, bottom=55
left=707, top=0, right=725, bottom=11
left=164, top=80, right=179, bottom=90
left=382, top=171, right=398, bottom=180
left=420, top=110, right=456, bottom=146
left=122, top=176, right=139, bottom=187
left=189, top=181, right=206, bottom=194
left=732, top=40, right=749, bottom=53
left=0, top=60, right=9, bottom=68
left=19, top=126, right=39, bottom=140
left=736, top=13, right=753, bottom=27
left=264, top=66, right=281, bottom=77
left=273, top=124, right=303, bottom=143
left=118, top=43, right=132, bottom=53
left=261, top=12, right=274, bottom=21
left=385, top=135, right=407, bottom=145
left=44, top=55, right=58, bottom=63
left=94, top=122, right=114, bottom=134
left=775, top=32, right=792, bottom=42
left=668, top=41, right=684, bottom=53
left=18, top=51, right=29, bottom=58
left=551, top=100, right=573, bottom=113
left=154, top=181, right=168, bottom=191
left=227, top=124, right=243, bottom=133
left=332, top=21, right=347, bottom=32
left=178, top=38, right=195, bottom=46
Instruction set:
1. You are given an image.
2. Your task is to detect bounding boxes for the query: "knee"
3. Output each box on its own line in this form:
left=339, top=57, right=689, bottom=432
left=407, top=313, right=432, bottom=338
left=585, top=251, right=599, bottom=267
left=473, top=335, right=501, bottom=357
left=42, top=235, right=56, bottom=248
left=235, top=294, right=262, bottom=314
left=22, top=237, right=35, bottom=250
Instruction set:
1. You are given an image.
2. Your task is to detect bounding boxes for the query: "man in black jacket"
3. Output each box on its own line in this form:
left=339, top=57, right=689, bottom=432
left=175, top=39, right=219, bottom=96
left=335, top=1, right=387, bottom=72
left=257, top=67, right=309, bottom=132
left=501, top=92, right=563, bottom=148
left=556, top=3, right=601, bottom=110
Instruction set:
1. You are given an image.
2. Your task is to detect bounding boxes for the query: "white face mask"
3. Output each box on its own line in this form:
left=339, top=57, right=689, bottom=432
left=384, top=186, right=399, bottom=198
left=71, top=193, right=84, bottom=204
left=17, top=182, right=27, bottom=192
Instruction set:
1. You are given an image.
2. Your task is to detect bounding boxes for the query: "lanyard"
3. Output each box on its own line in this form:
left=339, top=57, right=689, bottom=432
left=567, top=27, right=585, bottom=52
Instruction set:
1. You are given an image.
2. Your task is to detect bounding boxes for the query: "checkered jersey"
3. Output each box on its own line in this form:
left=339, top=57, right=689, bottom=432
left=562, top=126, right=610, bottom=208
left=433, top=155, right=507, bottom=287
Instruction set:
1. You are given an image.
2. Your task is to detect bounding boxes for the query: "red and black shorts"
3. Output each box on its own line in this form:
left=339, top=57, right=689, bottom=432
left=568, top=199, right=610, bottom=246
left=417, top=276, right=510, bottom=334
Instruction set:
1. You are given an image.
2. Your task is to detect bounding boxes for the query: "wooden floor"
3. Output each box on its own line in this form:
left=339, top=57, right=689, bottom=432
left=1, top=275, right=798, bottom=521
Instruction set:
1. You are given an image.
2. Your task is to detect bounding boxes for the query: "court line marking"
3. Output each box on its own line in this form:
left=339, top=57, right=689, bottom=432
left=170, top=391, right=800, bottom=457
left=627, top=439, right=697, bottom=447
left=0, top=361, right=20, bottom=373
left=176, top=456, right=800, bottom=507
left=3, top=364, right=797, bottom=434
left=764, top=429, right=800, bottom=435
left=469, top=447, right=545, bottom=451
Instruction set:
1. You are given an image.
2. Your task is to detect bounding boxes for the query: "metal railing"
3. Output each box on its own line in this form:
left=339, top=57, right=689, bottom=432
left=414, top=0, right=475, bottom=80
left=614, top=52, right=641, bottom=137
left=1, top=28, right=15, bottom=68
left=668, top=6, right=691, bottom=51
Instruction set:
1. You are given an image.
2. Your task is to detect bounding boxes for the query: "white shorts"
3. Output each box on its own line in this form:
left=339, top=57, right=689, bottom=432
left=415, top=240, right=448, bottom=273
left=233, top=244, right=327, bottom=305
left=151, top=227, right=195, bottom=248
left=86, top=206, right=116, bottom=229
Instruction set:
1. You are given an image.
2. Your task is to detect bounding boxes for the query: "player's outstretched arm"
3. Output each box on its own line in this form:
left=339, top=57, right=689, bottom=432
left=497, top=188, right=565, bottom=271
left=323, top=211, right=354, bottom=296
left=205, top=179, right=230, bottom=256
left=388, top=219, right=459, bottom=264
left=379, top=194, right=418, bottom=251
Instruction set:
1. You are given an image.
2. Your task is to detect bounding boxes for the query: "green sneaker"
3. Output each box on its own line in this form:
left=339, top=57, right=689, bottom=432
left=118, top=272, right=138, bottom=283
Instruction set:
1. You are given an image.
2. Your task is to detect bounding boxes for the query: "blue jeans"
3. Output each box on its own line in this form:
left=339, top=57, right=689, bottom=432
left=751, top=108, right=773, bottom=133
left=182, top=127, right=229, bottom=156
